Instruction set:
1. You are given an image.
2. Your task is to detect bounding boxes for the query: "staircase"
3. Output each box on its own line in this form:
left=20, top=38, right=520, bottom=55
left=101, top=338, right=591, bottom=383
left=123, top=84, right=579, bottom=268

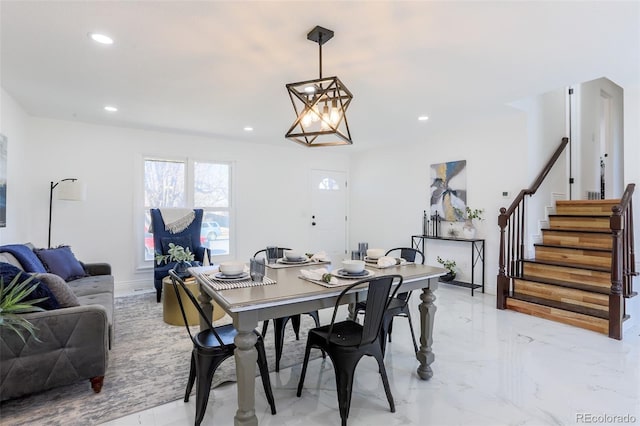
left=496, top=137, right=636, bottom=340
left=505, top=200, right=620, bottom=335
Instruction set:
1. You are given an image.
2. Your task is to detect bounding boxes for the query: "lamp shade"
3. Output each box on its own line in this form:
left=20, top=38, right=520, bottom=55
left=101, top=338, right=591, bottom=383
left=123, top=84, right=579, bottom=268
left=56, top=179, right=86, bottom=201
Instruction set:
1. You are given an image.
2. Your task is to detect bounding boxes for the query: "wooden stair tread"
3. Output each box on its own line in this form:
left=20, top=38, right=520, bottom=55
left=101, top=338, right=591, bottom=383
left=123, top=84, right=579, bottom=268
left=541, top=228, right=611, bottom=235
left=510, top=293, right=609, bottom=319
left=533, top=243, right=611, bottom=253
left=521, top=258, right=610, bottom=273
left=548, top=214, right=611, bottom=218
left=556, top=199, right=620, bottom=205
left=505, top=298, right=608, bottom=334
left=516, top=274, right=611, bottom=295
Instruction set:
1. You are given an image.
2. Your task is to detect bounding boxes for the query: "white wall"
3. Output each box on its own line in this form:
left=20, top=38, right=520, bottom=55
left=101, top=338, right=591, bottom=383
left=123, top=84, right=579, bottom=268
left=0, top=88, right=32, bottom=244
left=18, top=114, right=349, bottom=290
left=349, top=108, right=528, bottom=295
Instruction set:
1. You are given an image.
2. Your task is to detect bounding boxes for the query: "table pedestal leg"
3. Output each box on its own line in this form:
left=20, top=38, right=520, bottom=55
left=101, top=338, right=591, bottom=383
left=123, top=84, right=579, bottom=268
left=416, top=284, right=437, bottom=380
left=197, top=283, right=213, bottom=330
left=234, top=328, right=258, bottom=426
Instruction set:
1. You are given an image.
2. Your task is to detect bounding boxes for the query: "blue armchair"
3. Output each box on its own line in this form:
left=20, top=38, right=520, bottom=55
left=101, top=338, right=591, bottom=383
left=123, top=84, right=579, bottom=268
left=151, top=208, right=206, bottom=302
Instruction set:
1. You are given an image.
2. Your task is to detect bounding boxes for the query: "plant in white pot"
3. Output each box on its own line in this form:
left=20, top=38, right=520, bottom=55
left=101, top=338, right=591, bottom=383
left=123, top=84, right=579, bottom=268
left=455, top=206, right=484, bottom=239
left=155, top=243, right=195, bottom=277
left=0, top=273, right=47, bottom=342
left=436, top=256, right=457, bottom=282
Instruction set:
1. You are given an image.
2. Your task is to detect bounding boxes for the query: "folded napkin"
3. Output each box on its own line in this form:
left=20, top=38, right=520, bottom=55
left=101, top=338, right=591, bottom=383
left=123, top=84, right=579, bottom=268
left=310, top=251, right=330, bottom=262
left=300, top=267, right=338, bottom=284
left=377, top=256, right=407, bottom=268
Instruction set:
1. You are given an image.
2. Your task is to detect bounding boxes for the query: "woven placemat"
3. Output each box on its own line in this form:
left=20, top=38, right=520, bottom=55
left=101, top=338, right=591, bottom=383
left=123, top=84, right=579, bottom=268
left=199, top=274, right=277, bottom=291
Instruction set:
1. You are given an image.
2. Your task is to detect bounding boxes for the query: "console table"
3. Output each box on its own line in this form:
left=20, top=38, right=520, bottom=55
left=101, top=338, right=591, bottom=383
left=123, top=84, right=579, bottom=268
left=412, top=235, right=485, bottom=296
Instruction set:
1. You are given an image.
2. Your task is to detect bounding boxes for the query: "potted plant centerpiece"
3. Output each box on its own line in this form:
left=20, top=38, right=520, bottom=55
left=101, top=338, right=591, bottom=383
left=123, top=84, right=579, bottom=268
left=155, top=243, right=195, bottom=277
left=436, top=256, right=457, bottom=282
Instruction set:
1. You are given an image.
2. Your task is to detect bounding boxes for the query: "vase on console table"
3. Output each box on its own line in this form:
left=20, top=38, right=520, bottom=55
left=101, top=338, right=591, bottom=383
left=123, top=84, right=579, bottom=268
left=462, top=219, right=476, bottom=239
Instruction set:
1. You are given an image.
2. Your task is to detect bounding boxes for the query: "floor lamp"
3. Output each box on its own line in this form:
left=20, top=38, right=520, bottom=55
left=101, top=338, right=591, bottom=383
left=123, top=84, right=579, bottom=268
left=48, top=178, right=86, bottom=248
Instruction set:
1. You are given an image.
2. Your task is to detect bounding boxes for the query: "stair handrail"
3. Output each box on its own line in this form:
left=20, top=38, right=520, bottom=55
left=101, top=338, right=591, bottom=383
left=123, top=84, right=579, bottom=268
left=497, top=137, right=570, bottom=309
left=609, top=183, right=635, bottom=340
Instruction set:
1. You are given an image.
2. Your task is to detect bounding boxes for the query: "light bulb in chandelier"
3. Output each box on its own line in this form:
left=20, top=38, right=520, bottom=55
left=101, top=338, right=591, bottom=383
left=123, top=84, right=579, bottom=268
left=329, top=99, right=341, bottom=125
left=302, top=109, right=313, bottom=127
left=321, top=104, right=330, bottom=130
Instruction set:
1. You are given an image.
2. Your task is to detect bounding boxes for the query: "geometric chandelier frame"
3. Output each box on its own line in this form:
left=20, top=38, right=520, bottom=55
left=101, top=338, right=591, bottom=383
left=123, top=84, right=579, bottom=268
left=285, top=26, right=354, bottom=147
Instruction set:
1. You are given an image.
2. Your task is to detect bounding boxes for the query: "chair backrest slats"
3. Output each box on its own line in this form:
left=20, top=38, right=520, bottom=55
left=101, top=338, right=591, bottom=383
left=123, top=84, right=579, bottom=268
left=253, top=247, right=292, bottom=259
left=168, top=270, right=227, bottom=348
left=385, top=247, right=425, bottom=265
left=328, top=274, right=404, bottom=346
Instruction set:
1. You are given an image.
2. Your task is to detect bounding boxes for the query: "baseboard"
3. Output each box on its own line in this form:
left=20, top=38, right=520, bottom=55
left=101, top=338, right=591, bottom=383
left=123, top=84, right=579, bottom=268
left=115, top=279, right=154, bottom=297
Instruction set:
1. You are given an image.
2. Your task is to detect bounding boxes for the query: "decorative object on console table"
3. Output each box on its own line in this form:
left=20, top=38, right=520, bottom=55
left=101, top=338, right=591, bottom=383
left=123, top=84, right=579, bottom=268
left=436, top=256, right=457, bottom=282
left=47, top=178, right=86, bottom=248
left=455, top=206, right=484, bottom=239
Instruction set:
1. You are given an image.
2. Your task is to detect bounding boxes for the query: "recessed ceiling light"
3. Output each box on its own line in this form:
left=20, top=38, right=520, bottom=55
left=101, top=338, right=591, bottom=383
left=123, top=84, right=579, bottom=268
left=243, top=126, right=254, bottom=132
left=104, top=105, right=118, bottom=112
left=89, top=33, right=114, bottom=45
left=418, top=115, right=429, bottom=121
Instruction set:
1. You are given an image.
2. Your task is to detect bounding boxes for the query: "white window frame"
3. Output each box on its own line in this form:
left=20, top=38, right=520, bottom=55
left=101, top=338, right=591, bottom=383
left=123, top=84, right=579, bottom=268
left=136, top=155, right=235, bottom=270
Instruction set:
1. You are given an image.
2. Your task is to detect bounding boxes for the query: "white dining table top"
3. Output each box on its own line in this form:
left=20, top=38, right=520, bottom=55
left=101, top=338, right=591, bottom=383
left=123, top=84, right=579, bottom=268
left=190, top=262, right=445, bottom=314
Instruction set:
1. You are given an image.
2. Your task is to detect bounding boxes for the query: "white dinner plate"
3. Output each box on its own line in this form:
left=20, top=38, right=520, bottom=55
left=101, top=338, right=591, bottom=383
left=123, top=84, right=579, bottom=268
left=364, top=256, right=379, bottom=264
left=278, top=258, right=310, bottom=265
left=333, top=269, right=374, bottom=279
left=213, top=272, right=250, bottom=281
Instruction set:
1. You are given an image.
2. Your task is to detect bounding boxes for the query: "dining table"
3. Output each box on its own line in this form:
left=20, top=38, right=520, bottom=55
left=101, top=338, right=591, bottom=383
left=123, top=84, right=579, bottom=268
left=189, top=260, right=445, bottom=426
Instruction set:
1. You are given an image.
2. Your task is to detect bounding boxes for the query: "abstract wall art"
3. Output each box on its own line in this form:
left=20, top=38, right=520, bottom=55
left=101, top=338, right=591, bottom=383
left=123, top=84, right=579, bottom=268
left=430, top=160, right=467, bottom=222
left=0, top=134, right=6, bottom=227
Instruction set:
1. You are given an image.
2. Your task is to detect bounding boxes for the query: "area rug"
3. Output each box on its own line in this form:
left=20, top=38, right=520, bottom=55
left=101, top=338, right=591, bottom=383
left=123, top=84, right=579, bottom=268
left=0, top=292, right=318, bottom=425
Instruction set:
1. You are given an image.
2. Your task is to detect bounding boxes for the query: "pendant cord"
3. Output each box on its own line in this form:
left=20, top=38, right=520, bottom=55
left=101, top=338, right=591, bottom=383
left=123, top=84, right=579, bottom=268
left=318, top=33, right=323, bottom=79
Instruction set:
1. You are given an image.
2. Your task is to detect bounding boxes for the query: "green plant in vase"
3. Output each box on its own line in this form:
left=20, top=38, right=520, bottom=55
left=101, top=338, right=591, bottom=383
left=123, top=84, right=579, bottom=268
left=455, top=206, right=484, bottom=239
left=0, top=273, right=47, bottom=342
left=155, top=243, right=195, bottom=277
left=436, top=256, right=457, bottom=282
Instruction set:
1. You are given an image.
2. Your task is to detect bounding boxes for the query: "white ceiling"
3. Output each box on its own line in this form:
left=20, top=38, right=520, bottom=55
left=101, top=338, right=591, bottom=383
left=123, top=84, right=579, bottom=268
left=1, top=1, right=639, bottom=151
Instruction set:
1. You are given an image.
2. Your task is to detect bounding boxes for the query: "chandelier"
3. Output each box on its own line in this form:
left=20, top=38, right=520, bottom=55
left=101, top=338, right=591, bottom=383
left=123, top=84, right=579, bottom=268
left=285, top=26, right=353, bottom=147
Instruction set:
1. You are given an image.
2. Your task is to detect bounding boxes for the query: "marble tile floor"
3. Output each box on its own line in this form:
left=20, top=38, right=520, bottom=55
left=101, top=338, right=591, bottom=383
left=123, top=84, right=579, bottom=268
left=102, top=284, right=640, bottom=426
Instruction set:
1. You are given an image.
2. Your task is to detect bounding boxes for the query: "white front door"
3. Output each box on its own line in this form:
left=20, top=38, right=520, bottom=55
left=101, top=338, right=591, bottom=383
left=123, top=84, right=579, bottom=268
left=310, top=170, right=347, bottom=262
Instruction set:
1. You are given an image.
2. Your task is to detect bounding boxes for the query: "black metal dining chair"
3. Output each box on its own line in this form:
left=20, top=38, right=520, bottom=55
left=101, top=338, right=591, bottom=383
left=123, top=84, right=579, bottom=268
left=254, top=246, right=322, bottom=372
left=296, top=274, right=404, bottom=426
left=168, top=270, right=276, bottom=425
left=353, top=247, right=423, bottom=355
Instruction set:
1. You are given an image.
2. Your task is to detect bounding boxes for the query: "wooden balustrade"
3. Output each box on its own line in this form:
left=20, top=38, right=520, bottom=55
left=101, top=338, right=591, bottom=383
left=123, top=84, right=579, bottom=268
left=609, top=183, right=635, bottom=340
left=497, top=137, right=569, bottom=309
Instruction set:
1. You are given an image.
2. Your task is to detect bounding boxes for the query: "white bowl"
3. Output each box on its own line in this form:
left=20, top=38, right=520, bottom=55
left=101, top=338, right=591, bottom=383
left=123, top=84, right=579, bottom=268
left=366, top=248, right=386, bottom=259
left=284, top=250, right=305, bottom=260
left=341, top=260, right=365, bottom=274
left=219, top=261, right=245, bottom=276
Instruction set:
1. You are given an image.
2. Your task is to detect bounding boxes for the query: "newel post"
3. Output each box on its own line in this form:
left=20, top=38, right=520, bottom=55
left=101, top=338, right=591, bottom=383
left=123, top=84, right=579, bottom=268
left=609, top=206, right=623, bottom=340
left=497, top=207, right=509, bottom=309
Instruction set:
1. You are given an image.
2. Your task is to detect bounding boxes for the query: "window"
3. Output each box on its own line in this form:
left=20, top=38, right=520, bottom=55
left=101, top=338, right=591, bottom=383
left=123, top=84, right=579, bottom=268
left=143, top=158, right=232, bottom=262
left=318, top=177, right=340, bottom=190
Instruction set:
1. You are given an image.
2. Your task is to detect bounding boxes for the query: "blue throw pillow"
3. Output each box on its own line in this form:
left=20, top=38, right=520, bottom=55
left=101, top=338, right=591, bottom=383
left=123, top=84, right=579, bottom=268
left=0, top=262, right=60, bottom=310
left=0, top=244, right=47, bottom=273
left=34, top=246, right=87, bottom=282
